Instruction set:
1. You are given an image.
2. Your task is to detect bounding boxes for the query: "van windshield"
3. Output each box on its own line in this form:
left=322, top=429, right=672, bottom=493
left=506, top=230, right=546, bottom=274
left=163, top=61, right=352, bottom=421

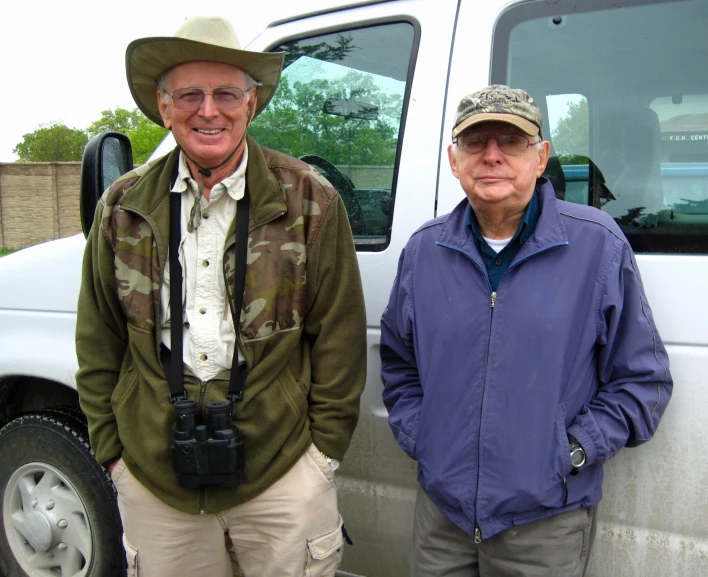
left=493, top=0, right=708, bottom=253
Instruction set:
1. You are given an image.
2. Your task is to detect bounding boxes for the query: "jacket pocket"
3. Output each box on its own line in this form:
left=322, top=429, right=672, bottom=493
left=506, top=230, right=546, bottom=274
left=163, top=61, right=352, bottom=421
left=110, top=366, right=138, bottom=410
left=532, top=403, right=573, bottom=511
left=306, top=515, right=344, bottom=577
left=277, top=368, right=308, bottom=418
left=555, top=403, right=573, bottom=479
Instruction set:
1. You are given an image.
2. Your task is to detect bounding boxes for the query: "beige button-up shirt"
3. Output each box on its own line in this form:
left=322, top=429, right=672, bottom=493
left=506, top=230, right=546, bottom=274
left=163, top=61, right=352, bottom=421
left=160, top=146, right=247, bottom=382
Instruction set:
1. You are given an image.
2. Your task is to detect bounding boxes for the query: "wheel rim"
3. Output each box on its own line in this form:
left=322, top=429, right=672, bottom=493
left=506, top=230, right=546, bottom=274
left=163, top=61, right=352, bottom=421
left=3, top=462, right=94, bottom=577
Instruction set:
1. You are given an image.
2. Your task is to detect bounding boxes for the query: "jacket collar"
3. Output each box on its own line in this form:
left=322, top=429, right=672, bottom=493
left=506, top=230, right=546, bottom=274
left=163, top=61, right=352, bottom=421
left=117, top=134, right=287, bottom=229
left=437, top=178, right=568, bottom=264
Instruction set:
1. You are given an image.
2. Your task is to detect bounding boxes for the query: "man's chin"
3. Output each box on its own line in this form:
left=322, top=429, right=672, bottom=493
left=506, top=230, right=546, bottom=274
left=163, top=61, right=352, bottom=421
left=473, top=183, right=515, bottom=200
left=183, top=144, right=237, bottom=168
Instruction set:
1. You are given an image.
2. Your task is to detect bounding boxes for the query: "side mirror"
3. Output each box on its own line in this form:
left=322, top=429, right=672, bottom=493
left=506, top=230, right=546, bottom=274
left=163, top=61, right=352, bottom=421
left=80, top=132, right=133, bottom=237
left=323, top=98, right=379, bottom=120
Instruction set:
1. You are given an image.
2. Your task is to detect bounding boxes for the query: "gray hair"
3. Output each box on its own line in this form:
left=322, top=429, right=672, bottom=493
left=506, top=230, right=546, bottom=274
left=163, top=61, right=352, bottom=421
left=157, top=68, right=261, bottom=103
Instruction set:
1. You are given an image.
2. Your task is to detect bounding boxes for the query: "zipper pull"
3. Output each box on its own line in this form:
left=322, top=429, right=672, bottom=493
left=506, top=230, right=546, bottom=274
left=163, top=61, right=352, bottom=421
left=474, top=527, right=482, bottom=544
left=490, top=292, right=497, bottom=308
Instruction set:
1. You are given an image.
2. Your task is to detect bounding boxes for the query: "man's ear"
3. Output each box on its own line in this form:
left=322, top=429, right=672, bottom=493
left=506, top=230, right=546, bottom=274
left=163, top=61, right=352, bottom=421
left=448, top=144, right=460, bottom=179
left=157, top=91, right=172, bottom=130
left=247, top=88, right=258, bottom=124
left=536, top=140, right=551, bottom=177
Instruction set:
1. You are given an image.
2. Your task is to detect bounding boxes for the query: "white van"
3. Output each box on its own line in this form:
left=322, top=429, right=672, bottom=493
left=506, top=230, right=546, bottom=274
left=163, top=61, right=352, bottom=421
left=1, top=0, right=707, bottom=575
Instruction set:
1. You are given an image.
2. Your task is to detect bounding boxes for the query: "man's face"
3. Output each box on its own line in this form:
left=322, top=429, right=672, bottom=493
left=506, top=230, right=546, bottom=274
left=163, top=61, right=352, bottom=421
left=157, top=61, right=256, bottom=168
left=447, top=121, right=550, bottom=211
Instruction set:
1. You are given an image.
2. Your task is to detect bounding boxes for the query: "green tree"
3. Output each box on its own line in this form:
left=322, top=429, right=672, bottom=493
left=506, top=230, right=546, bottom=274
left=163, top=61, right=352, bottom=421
left=13, top=122, right=88, bottom=161
left=86, top=107, right=144, bottom=137
left=249, top=72, right=400, bottom=166
left=87, top=107, right=168, bottom=164
left=551, top=99, right=589, bottom=158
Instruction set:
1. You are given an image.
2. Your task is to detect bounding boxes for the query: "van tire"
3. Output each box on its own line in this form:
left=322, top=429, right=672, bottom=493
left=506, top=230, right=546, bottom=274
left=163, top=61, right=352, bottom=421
left=0, top=413, right=124, bottom=577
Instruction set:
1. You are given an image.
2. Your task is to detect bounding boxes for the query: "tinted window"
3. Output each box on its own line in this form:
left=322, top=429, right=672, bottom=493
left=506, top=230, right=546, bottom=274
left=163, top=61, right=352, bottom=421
left=493, top=0, right=708, bottom=253
left=249, top=23, right=415, bottom=251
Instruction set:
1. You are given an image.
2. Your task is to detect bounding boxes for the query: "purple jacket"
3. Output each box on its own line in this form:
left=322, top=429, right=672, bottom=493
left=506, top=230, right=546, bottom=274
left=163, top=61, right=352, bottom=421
left=380, top=179, right=672, bottom=539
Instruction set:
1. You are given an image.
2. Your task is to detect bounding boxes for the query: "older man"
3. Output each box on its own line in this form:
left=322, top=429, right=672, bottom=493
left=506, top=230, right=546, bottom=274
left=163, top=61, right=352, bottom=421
left=75, top=16, right=366, bottom=577
left=380, top=85, right=672, bottom=576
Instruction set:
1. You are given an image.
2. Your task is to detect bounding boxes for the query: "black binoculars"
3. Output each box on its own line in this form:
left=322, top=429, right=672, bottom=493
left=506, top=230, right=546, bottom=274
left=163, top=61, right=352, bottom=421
left=171, top=399, right=244, bottom=488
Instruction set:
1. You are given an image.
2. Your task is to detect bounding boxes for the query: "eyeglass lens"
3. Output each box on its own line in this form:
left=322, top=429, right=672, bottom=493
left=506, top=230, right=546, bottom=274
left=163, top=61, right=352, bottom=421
left=171, top=87, right=246, bottom=111
left=457, top=133, right=532, bottom=155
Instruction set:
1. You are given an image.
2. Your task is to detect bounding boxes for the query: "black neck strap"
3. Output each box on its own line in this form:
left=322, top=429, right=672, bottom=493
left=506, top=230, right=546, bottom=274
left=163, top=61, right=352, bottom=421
left=168, top=186, right=250, bottom=411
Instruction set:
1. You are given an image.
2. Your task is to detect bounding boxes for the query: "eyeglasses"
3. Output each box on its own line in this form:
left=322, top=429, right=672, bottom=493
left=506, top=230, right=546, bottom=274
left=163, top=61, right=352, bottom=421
left=168, top=87, right=251, bottom=111
left=453, top=132, right=540, bottom=155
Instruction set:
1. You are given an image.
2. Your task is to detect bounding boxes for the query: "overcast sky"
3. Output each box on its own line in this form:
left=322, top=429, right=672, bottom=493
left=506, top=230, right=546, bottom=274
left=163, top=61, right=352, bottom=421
left=0, top=0, right=343, bottom=162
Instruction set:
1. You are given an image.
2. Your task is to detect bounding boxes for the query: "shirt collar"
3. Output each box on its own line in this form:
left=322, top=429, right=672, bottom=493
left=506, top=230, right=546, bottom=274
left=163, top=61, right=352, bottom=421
left=171, top=142, right=248, bottom=202
left=466, top=187, right=540, bottom=247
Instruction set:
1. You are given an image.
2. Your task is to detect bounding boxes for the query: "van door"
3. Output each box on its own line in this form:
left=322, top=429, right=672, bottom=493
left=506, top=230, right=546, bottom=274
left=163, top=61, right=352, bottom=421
left=446, top=0, right=708, bottom=575
left=247, top=1, right=459, bottom=574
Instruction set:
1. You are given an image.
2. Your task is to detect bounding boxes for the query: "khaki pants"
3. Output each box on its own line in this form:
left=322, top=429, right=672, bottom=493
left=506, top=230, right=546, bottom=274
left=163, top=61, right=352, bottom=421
left=412, top=486, right=596, bottom=577
left=111, top=443, right=344, bottom=577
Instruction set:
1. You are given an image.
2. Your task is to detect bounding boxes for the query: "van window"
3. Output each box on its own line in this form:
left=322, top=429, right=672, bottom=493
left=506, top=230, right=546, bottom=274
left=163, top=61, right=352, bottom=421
left=651, top=94, right=708, bottom=217
left=492, top=0, right=708, bottom=253
left=547, top=94, right=589, bottom=205
left=249, top=23, right=415, bottom=251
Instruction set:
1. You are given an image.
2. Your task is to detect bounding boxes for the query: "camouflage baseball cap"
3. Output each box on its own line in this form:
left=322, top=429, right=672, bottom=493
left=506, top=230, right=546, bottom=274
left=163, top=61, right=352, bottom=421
left=452, top=85, right=543, bottom=139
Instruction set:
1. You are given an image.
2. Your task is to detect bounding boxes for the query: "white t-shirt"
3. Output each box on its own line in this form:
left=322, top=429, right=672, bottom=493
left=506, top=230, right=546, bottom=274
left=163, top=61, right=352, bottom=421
left=482, top=235, right=513, bottom=254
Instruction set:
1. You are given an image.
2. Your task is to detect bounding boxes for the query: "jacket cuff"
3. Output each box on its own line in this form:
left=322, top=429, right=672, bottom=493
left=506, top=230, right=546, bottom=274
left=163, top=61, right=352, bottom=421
left=91, top=427, right=124, bottom=467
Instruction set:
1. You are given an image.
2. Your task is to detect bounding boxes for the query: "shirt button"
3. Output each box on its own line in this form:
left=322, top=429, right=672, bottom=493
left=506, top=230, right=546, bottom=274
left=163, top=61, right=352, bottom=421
left=202, top=213, right=210, bottom=219
left=199, top=353, right=208, bottom=361
left=201, top=260, right=209, bottom=267
left=495, top=259, right=502, bottom=266
left=199, top=307, right=207, bottom=314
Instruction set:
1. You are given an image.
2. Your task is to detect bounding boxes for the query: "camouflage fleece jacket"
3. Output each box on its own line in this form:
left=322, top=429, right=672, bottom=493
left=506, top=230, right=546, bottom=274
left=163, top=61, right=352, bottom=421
left=75, top=135, right=367, bottom=514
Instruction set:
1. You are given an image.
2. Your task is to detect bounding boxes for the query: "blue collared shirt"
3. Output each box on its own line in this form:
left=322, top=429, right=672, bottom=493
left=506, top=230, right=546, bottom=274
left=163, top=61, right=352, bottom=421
left=466, top=191, right=540, bottom=292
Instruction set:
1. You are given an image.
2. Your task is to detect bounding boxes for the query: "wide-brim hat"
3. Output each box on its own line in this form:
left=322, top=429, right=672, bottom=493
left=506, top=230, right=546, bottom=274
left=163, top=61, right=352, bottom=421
left=126, top=16, right=284, bottom=127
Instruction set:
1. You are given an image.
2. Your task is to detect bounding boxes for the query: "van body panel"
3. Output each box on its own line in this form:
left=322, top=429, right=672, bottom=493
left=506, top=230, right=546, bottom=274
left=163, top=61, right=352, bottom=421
left=1, top=0, right=707, bottom=575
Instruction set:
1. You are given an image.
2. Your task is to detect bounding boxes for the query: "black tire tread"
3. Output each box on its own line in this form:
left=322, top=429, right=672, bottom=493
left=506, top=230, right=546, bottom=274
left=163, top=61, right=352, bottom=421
left=0, top=412, right=123, bottom=577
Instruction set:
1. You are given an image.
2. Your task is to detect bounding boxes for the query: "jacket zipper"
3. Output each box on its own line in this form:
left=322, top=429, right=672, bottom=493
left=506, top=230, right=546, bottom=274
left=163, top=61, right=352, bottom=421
left=436, top=240, right=566, bottom=542
left=473, top=290, right=497, bottom=543
left=121, top=201, right=287, bottom=516
left=436, top=242, right=492, bottom=542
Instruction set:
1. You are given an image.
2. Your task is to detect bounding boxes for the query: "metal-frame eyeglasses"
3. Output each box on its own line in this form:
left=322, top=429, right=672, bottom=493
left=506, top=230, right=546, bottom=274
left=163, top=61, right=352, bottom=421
left=167, top=87, right=252, bottom=111
left=453, top=132, right=541, bottom=155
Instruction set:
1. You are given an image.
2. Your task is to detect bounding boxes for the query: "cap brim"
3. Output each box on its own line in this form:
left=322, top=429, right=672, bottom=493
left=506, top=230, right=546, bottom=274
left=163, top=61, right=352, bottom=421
left=453, top=112, right=540, bottom=138
left=126, top=37, right=285, bottom=126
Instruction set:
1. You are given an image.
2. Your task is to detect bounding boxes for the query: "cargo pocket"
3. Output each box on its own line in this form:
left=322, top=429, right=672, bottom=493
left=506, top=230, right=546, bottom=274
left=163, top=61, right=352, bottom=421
left=122, top=534, right=139, bottom=577
left=305, top=516, right=344, bottom=577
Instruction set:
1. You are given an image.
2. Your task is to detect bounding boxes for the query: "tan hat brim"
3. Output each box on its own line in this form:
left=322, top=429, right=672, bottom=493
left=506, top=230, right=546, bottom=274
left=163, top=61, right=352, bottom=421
left=452, top=112, right=540, bottom=138
left=126, top=37, right=285, bottom=127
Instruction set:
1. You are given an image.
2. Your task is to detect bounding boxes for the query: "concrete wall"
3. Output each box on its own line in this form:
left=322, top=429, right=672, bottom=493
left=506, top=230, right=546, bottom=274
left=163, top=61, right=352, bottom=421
left=0, top=162, right=82, bottom=249
left=0, top=162, right=393, bottom=250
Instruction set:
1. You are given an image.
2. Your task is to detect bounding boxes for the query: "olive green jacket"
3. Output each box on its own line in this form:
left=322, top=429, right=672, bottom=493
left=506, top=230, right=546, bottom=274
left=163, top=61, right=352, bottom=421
left=76, top=136, right=367, bottom=514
